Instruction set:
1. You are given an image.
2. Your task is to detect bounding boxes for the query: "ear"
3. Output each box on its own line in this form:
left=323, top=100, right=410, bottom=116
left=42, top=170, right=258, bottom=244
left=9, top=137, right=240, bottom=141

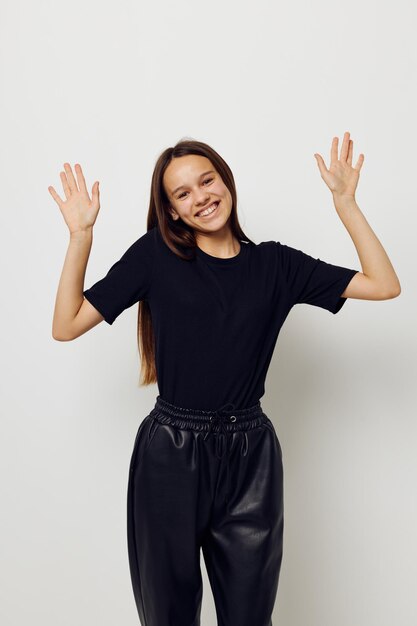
left=169, top=205, right=179, bottom=220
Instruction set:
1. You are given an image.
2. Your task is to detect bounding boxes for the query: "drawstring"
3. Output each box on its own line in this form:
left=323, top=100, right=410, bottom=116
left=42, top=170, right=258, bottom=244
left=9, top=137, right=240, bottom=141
left=151, top=395, right=264, bottom=510
left=203, top=402, right=237, bottom=506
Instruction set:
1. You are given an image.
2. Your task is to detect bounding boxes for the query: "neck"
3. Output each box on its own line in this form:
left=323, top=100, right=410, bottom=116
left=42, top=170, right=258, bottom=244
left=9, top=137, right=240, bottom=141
left=195, top=230, right=241, bottom=259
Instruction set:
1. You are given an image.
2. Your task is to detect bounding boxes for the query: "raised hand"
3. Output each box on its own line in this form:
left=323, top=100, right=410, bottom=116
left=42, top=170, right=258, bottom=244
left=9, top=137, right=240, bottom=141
left=314, top=131, right=364, bottom=199
left=48, top=163, right=100, bottom=234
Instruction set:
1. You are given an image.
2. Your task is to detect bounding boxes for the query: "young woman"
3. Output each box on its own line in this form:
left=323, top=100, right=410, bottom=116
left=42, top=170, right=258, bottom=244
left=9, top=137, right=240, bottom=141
left=49, top=132, right=400, bottom=626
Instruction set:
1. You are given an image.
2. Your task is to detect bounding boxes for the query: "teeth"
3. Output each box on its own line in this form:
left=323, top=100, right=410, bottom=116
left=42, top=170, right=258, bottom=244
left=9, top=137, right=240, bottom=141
left=197, top=202, right=218, bottom=217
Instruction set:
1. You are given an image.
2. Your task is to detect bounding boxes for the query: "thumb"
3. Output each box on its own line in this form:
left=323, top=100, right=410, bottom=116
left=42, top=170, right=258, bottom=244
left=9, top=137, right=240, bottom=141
left=314, top=154, right=327, bottom=178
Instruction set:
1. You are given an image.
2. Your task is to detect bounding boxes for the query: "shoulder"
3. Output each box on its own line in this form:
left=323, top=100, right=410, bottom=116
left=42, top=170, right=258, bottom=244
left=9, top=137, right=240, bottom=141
left=249, top=238, right=288, bottom=251
left=242, top=240, right=281, bottom=276
left=248, top=239, right=282, bottom=260
left=123, top=226, right=158, bottom=256
left=254, top=239, right=310, bottom=261
left=248, top=239, right=312, bottom=275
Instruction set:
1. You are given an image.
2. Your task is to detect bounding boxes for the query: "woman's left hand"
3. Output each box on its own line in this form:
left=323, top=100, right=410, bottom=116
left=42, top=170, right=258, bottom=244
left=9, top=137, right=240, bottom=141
left=314, top=131, right=364, bottom=199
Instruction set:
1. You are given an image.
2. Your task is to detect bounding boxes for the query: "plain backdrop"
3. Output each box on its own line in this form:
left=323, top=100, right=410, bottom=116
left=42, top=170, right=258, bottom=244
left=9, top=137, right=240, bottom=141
left=1, top=0, right=416, bottom=625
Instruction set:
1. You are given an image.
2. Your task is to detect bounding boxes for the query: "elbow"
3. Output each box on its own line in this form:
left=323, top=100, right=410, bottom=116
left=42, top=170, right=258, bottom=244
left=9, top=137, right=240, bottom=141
left=391, top=279, right=402, bottom=298
left=52, top=332, right=74, bottom=342
left=52, top=325, right=75, bottom=342
left=385, top=283, right=401, bottom=299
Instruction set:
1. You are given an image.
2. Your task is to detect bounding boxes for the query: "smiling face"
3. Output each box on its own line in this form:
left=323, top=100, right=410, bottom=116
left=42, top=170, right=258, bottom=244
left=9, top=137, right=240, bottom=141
left=163, top=154, right=233, bottom=234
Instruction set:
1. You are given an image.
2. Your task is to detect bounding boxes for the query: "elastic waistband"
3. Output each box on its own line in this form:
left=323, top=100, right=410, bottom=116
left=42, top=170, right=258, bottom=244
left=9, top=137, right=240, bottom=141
left=149, top=395, right=267, bottom=433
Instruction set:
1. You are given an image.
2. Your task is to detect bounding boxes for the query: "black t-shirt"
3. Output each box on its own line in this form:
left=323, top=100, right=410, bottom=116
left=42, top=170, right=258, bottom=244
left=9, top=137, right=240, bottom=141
left=83, top=226, right=358, bottom=410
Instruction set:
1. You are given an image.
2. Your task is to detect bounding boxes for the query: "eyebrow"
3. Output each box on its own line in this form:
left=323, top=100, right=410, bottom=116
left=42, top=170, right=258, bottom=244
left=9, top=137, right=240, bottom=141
left=172, top=170, right=215, bottom=196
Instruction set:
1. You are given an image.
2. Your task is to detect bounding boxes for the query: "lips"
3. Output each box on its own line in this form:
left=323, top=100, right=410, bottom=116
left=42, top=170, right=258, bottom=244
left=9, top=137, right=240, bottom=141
left=195, top=201, right=219, bottom=217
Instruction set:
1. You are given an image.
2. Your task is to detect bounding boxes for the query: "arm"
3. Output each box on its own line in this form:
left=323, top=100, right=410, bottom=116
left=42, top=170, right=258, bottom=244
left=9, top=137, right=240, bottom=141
left=49, top=163, right=104, bottom=341
left=314, top=131, right=401, bottom=300
left=335, top=195, right=400, bottom=300
left=52, top=228, right=105, bottom=340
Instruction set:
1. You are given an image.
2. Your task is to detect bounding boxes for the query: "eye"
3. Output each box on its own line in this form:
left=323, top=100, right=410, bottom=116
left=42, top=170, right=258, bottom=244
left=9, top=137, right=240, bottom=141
left=177, top=177, right=214, bottom=199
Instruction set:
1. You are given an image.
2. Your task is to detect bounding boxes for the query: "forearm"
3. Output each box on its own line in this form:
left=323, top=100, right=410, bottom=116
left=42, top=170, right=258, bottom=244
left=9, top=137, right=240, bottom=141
left=52, top=228, right=93, bottom=338
left=332, top=194, right=401, bottom=296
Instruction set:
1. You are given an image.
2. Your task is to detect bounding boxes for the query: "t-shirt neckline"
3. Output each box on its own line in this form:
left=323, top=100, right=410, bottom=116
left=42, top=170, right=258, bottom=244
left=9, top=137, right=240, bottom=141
left=195, top=241, right=247, bottom=266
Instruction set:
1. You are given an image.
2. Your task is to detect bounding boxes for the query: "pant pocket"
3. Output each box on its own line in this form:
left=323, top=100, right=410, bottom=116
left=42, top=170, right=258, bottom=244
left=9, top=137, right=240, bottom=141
left=263, top=417, right=283, bottom=459
left=130, top=415, right=161, bottom=473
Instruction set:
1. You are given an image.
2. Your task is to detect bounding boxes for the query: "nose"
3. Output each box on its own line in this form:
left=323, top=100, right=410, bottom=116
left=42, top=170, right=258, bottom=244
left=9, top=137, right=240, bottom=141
left=195, top=190, right=211, bottom=206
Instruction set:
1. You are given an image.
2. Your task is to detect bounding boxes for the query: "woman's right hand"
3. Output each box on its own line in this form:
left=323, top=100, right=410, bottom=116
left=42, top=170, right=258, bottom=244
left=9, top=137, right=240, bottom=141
left=48, top=163, right=100, bottom=235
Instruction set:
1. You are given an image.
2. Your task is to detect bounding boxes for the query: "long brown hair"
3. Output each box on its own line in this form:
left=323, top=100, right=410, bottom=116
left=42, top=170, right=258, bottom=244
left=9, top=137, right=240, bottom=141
left=137, top=138, right=255, bottom=387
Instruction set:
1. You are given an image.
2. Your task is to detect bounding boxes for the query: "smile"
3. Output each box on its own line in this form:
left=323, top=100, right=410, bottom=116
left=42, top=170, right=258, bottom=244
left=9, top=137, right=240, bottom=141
left=195, top=201, right=219, bottom=218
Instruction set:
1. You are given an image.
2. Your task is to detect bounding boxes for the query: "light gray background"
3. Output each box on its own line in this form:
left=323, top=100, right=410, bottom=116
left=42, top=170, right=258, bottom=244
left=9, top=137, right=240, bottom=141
left=1, top=0, right=415, bottom=625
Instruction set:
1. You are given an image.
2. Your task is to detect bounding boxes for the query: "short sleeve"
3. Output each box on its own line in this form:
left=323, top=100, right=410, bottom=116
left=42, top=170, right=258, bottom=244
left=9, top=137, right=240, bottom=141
left=83, top=229, right=154, bottom=325
left=277, top=242, right=359, bottom=314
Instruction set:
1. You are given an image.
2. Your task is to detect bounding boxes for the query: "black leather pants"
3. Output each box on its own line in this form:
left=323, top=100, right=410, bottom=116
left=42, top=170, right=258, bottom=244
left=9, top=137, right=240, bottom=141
left=127, top=395, right=284, bottom=626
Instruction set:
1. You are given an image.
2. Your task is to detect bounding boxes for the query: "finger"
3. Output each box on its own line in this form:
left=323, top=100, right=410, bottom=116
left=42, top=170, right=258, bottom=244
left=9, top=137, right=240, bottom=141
left=330, top=137, right=338, bottom=166
left=60, top=171, right=71, bottom=199
left=347, top=139, right=353, bottom=165
left=63, top=162, right=79, bottom=193
left=48, top=185, right=64, bottom=206
left=340, top=131, right=350, bottom=162
left=354, top=154, right=365, bottom=171
left=91, top=180, right=100, bottom=203
left=314, top=153, right=328, bottom=177
left=74, top=163, right=89, bottom=197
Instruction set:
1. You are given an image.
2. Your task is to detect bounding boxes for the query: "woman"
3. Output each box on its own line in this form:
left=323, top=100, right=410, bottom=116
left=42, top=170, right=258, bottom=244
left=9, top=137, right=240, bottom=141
left=49, top=132, right=400, bottom=626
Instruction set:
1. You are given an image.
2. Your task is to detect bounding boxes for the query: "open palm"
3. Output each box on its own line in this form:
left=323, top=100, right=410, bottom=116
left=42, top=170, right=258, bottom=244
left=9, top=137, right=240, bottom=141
left=48, top=163, right=100, bottom=234
left=314, top=131, right=364, bottom=198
